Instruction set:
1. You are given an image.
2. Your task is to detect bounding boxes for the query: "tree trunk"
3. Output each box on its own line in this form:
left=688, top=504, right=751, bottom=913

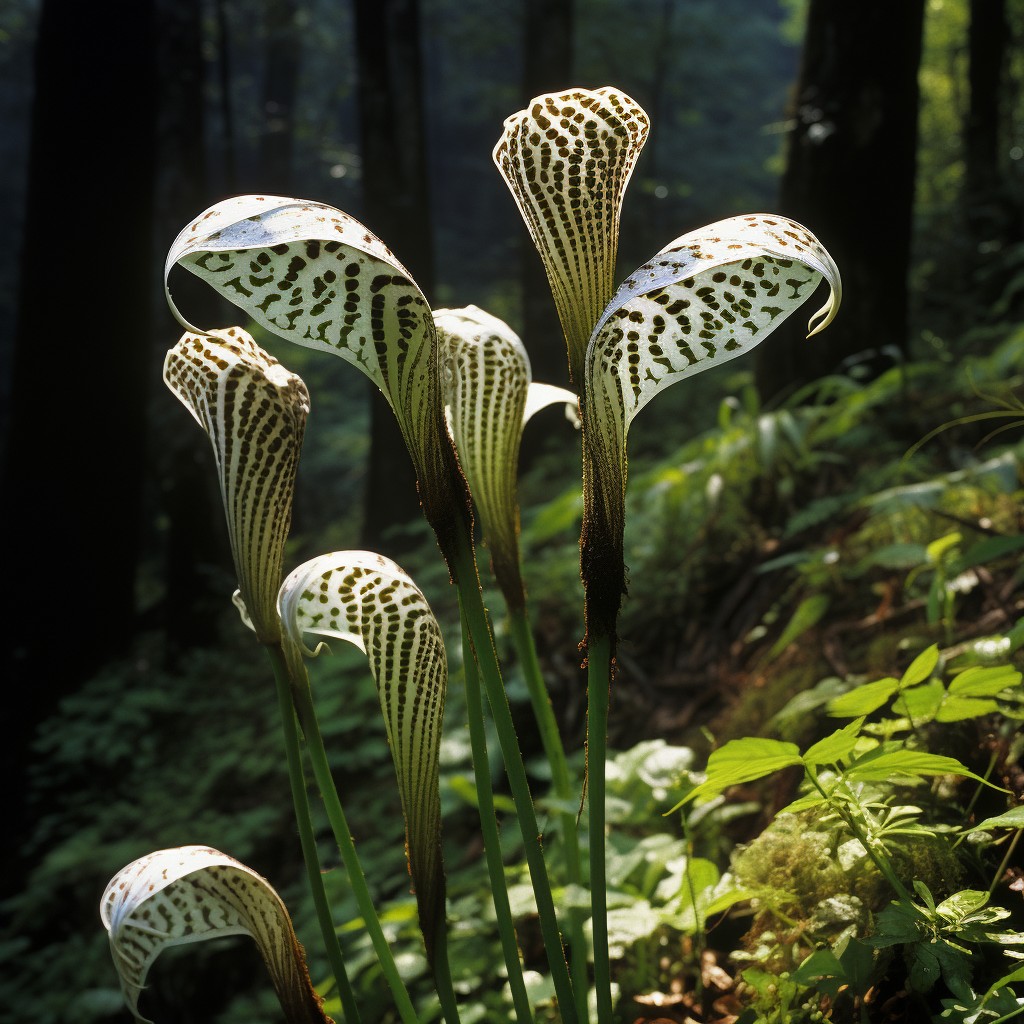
left=519, top=0, right=574, bottom=390
left=965, top=0, right=1022, bottom=299
left=258, top=0, right=301, bottom=193
left=755, top=0, right=926, bottom=403
left=354, top=0, right=434, bottom=549
left=0, top=0, right=158, bottom=894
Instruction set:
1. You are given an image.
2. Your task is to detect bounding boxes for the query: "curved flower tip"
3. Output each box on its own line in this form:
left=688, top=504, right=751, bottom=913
left=435, top=305, right=576, bottom=605
left=494, top=87, right=650, bottom=384
left=101, top=845, right=331, bottom=1024
left=581, top=212, right=840, bottom=642
left=278, top=551, right=448, bottom=963
left=164, top=327, right=309, bottom=643
left=163, top=195, right=465, bottom=564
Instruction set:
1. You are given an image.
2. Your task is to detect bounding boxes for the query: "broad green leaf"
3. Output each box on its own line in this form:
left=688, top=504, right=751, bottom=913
left=844, top=747, right=999, bottom=789
left=436, top=305, right=576, bottom=604
left=493, top=88, right=650, bottom=384
left=827, top=677, right=901, bottom=718
left=671, top=737, right=802, bottom=809
left=969, top=807, right=1024, bottom=832
left=766, top=593, right=830, bottom=661
left=901, top=644, right=940, bottom=687
left=949, top=664, right=1022, bottom=697
left=164, top=195, right=463, bottom=561
left=100, top=846, right=329, bottom=1024
left=892, top=678, right=946, bottom=722
left=278, top=551, right=448, bottom=961
left=803, top=718, right=864, bottom=767
left=934, top=695, right=1001, bottom=723
left=935, top=889, right=989, bottom=923
left=163, top=328, right=308, bottom=643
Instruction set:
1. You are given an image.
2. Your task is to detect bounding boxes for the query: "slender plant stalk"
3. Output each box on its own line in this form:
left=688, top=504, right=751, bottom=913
left=507, top=607, right=589, bottom=1022
left=459, top=606, right=535, bottom=1024
left=268, top=644, right=421, bottom=1024
left=586, top=632, right=614, bottom=1024
left=988, top=830, right=1021, bottom=899
left=452, top=532, right=579, bottom=1024
left=267, top=643, right=362, bottom=1024
left=431, top=917, right=463, bottom=1024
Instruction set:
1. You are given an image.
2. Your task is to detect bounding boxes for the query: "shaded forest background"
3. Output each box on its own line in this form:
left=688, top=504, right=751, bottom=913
left=1, top=0, right=1023, bottom=1021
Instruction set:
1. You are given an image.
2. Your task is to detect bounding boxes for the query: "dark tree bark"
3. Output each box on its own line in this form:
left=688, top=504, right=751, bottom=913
left=965, top=0, right=1022, bottom=285
left=519, top=0, right=574, bottom=389
left=258, top=0, right=301, bottom=193
left=755, top=0, right=926, bottom=403
left=155, top=0, right=231, bottom=656
left=354, top=0, right=434, bottom=549
left=0, top=0, right=158, bottom=893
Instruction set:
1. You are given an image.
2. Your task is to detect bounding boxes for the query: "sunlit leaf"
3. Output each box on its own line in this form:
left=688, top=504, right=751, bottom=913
left=494, top=88, right=650, bottom=384
left=100, top=846, right=330, bottom=1024
left=436, top=304, right=576, bottom=604
left=165, top=194, right=465, bottom=562
left=901, top=643, right=940, bottom=687
left=163, top=327, right=308, bottom=642
left=969, top=807, right=1024, bottom=832
left=844, top=747, right=1000, bottom=789
left=671, top=737, right=802, bottom=809
left=581, top=214, right=840, bottom=641
left=803, top=719, right=864, bottom=767
left=827, top=677, right=901, bottom=718
left=278, top=551, right=448, bottom=962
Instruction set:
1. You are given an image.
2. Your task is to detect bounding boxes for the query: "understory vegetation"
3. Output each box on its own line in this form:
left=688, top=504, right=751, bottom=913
left=7, top=316, right=1024, bottom=1024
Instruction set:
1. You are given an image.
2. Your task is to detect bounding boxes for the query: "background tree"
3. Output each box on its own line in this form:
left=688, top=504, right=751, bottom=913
left=354, top=0, right=434, bottom=548
left=755, top=0, right=926, bottom=402
left=0, top=0, right=158, bottom=895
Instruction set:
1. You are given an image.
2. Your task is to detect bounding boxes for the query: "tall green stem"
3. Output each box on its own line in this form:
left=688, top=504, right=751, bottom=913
left=267, top=643, right=362, bottom=1024
left=452, top=532, right=579, bottom=1024
left=270, top=644, right=421, bottom=1024
left=459, top=606, right=534, bottom=1024
left=586, top=632, right=614, bottom=1024
left=507, top=607, right=589, bottom=1022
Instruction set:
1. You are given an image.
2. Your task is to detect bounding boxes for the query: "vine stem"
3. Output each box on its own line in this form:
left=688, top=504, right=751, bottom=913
left=452, top=531, right=579, bottom=1024
left=587, top=632, right=614, bottom=1023
left=507, top=606, right=589, bottom=1023
left=266, top=642, right=362, bottom=1024
left=268, top=642, right=421, bottom=1024
left=459, top=605, right=535, bottom=1024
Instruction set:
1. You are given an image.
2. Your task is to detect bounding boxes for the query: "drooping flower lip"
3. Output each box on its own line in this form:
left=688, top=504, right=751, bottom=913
left=494, top=87, right=650, bottom=384
left=101, top=845, right=330, bottom=1024
left=164, top=194, right=469, bottom=569
left=580, top=212, right=841, bottom=644
left=163, top=326, right=309, bottom=643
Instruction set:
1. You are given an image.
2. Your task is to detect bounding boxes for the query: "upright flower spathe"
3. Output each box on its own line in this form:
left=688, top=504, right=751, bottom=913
left=277, top=550, right=450, bottom=965
left=494, top=88, right=650, bottom=385
left=436, top=304, right=576, bottom=608
left=163, top=327, right=309, bottom=643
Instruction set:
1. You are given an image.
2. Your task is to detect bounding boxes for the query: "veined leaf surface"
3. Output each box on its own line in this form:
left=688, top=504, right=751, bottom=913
left=279, top=551, right=448, bottom=960
left=101, top=846, right=330, bottom=1024
left=494, top=88, right=649, bottom=383
left=163, top=327, right=308, bottom=642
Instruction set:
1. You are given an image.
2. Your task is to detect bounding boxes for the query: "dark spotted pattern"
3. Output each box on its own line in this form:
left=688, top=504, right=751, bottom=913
left=494, top=88, right=649, bottom=383
left=163, top=327, right=309, bottom=643
left=165, top=196, right=449, bottom=534
left=102, top=846, right=330, bottom=1024
left=279, top=551, right=447, bottom=960
left=580, top=213, right=841, bottom=640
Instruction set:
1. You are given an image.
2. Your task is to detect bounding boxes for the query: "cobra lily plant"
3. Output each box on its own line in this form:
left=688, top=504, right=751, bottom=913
left=106, top=85, right=840, bottom=1024
left=494, top=86, right=841, bottom=1020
